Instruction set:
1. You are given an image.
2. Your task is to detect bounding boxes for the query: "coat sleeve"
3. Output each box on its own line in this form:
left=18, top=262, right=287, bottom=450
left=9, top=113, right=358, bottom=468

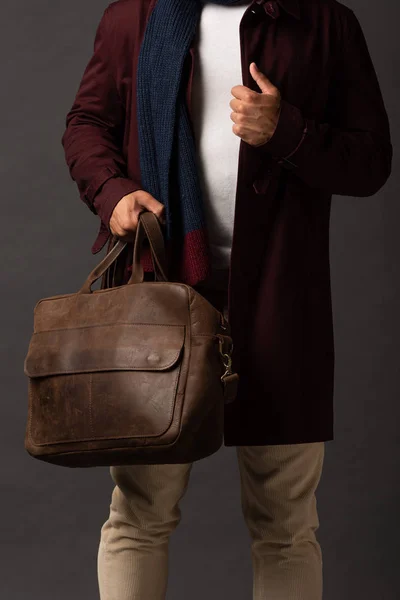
left=257, top=8, right=392, bottom=197
left=61, top=6, right=142, bottom=254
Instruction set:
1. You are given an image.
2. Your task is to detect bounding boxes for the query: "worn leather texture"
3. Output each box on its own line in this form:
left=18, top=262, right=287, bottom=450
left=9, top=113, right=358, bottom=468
left=23, top=212, right=237, bottom=467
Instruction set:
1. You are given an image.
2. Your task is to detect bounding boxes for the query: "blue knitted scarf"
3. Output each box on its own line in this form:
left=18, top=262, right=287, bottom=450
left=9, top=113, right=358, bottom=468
left=136, top=0, right=245, bottom=285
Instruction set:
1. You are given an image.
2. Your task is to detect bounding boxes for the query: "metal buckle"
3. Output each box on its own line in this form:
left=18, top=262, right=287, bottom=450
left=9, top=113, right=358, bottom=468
left=217, top=335, right=234, bottom=380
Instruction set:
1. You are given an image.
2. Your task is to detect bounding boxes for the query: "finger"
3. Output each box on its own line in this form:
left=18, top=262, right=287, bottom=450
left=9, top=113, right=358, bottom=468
left=249, top=62, right=278, bottom=96
left=230, top=112, right=247, bottom=126
left=230, top=100, right=260, bottom=123
left=232, top=121, right=260, bottom=138
left=229, top=97, right=259, bottom=117
left=115, top=211, right=139, bottom=235
left=140, top=194, right=166, bottom=223
left=141, top=192, right=164, bottom=212
left=230, top=111, right=251, bottom=126
left=230, top=84, right=259, bottom=102
left=110, top=222, right=134, bottom=240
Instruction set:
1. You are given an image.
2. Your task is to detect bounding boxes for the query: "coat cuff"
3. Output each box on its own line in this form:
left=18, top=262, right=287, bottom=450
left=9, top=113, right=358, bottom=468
left=256, top=99, right=307, bottom=167
left=91, top=176, right=142, bottom=254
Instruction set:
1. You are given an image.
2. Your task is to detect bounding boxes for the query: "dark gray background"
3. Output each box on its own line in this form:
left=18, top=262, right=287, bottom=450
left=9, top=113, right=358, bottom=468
left=2, top=0, right=398, bottom=598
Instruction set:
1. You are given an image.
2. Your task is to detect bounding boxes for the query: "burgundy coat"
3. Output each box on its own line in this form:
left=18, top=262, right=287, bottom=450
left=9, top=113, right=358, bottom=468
left=61, top=0, right=392, bottom=445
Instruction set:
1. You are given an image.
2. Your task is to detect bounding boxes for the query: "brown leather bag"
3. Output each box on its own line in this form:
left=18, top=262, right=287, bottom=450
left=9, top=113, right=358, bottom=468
left=23, top=212, right=238, bottom=467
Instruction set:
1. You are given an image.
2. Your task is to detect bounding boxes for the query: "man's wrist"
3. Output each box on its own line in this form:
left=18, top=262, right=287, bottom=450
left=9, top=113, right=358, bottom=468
left=93, top=176, right=142, bottom=231
left=255, top=99, right=306, bottom=166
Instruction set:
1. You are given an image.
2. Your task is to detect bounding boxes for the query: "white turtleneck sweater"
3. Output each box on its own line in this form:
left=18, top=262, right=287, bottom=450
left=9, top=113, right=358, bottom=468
left=191, top=1, right=253, bottom=270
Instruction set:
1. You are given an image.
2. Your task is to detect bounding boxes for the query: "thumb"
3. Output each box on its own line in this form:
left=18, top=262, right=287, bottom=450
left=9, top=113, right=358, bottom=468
left=140, top=192, right=166, bottom=224
left=249, top=62, right=276, bottom=95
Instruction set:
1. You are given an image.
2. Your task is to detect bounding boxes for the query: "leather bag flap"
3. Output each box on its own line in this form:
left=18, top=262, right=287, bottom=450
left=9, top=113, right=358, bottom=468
left=24, top=323, right=185, bottom=378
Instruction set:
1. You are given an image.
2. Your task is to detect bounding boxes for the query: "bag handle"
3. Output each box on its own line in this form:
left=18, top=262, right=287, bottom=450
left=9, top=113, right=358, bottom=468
left=128, top=211, right=168, bottom=284
left=79, top=211, right=168, bottom=294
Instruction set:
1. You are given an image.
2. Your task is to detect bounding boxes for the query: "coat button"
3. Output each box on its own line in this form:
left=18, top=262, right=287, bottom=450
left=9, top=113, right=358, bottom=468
left=253, top=172, right=272, bottom=194
left=264, top=1, right=280, bottom=19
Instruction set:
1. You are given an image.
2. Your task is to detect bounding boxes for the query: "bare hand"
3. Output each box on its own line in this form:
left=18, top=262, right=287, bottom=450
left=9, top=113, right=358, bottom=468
left=230, top=62, right=281, bottom=147
left=109, top=189, right=165, bottom=242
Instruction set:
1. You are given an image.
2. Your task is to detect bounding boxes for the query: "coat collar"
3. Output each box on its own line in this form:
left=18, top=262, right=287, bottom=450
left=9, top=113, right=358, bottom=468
left=254, top=0, right=301, bottom=20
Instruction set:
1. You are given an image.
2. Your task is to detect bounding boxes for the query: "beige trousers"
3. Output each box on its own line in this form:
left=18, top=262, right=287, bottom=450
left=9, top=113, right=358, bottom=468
left=97, top=442, right=325, bottom=600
